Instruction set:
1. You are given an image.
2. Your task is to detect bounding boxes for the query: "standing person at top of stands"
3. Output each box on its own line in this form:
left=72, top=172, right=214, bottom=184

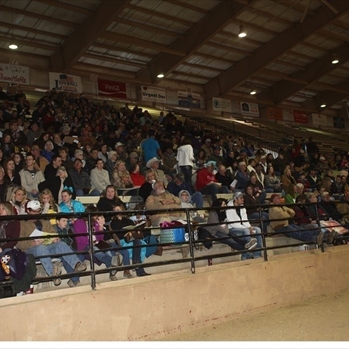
left=141, top=129, right=163, bottom=164
left=90, top=158, right=111, bottom=195
left=69, top=158, right=99, bottom=197
left=146, top=157, right=168, bottom=187
left=196, top=161, right=229, bottom=202
left=19, top=154, right=45, bottom=199
left=145, top=181, right=185, bottom=226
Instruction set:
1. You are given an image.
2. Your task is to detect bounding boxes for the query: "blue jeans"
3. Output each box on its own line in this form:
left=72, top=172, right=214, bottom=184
left=76, top=189, right=100, bottom=196
left=215, top=231, right=245, bottom=250
left=275, top=224, right=319, bottom=243
left=180, top=166, right=193, bottom=191
left=143, top=235, right=159, bottom=258
left=200, top=184, right=229, bottom=202
left=109, top=241, right=130, bottom=266
left=228, top=227, right=263, bottom=260
left=26, top=241, right=81, bottom=276
left=248, top=212, right=269, bottom=233
left=191, top=192, right=203, bottom=208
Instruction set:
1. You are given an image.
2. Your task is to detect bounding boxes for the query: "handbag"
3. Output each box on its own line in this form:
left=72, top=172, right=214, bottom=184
left=95, top=240, right=111, bottom=251
left=159, top=221, right=185, bottom=244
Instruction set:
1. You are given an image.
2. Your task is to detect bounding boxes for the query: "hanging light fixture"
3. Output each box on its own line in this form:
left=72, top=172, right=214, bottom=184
left=331, top=53, right=339, bottom=64
left=320, top=103, right=327, bottom=108
left=238, top=25, right=247, bottom=38
left=157, top=73, right=164, bottom=78
left=8, top=8, right=18, bottom=50
left=250, top=88, right=257, bottom=95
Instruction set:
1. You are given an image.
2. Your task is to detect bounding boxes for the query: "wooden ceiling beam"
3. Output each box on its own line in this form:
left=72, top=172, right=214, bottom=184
left=33, top=0, right=93, bottom=15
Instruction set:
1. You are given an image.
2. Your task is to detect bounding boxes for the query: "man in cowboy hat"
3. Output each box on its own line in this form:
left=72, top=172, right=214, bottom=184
left=146, top=157, right=168, bottom=186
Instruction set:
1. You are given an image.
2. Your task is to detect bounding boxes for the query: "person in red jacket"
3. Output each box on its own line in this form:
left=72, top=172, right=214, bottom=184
left=129, top=163, right=145, bottom=187
left=196, top=161, right=229, bottom=202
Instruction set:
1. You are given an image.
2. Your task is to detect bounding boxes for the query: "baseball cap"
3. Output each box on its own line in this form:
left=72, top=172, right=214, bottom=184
left=115, top=142, right=124, bottom=148
left=205, top=138, right=211, bottom=143
left=233, top=191, right=244, bottom=200
left=129, top=152, right=138, bottom=159
left=27, top=200, right=42, bottom=211
left=205, top=160, right=216, bottom=167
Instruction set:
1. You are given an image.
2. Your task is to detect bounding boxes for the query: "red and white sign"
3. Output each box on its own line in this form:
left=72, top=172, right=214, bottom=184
left=97, top=79, right=127, bottom=98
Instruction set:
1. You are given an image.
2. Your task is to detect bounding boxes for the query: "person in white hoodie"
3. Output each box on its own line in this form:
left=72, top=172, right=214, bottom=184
left=226, top=191, right=263, bottom=260
left=177, top=136, right=195, bottom=191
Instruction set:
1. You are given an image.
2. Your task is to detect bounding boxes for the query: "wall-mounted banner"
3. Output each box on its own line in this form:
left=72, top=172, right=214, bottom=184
left=141, top=86, right=166, bottom=103
left=98, top=79, right=127, bottom=98
left=282, top=109, right=294, bottom=122
left=49, top=72, right=82, bottom=93
left=266, top=107, right=282, bottom=120
left=212, top=97, right=232, bottom=113
left=333, top=117, right=345, bottom=129
left=312, top=113, right=327, bottom=127
left=0, top=63, right=29, bottom=85
left=293, top=110, right=308, bottom=124
left=240, top=102, right=259, bottom=116
left=178, top=91, right=201, bottom=109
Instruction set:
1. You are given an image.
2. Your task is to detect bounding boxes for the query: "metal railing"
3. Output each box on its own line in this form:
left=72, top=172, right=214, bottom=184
left=0, top=200, right=348, bottom=292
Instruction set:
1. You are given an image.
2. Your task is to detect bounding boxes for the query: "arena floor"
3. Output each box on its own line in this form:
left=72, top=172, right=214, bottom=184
left=157, top=289, right=349, bottom=342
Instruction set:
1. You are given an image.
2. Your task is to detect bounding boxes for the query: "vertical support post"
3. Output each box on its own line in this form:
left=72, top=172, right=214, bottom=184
left=87, top=212, right=97, bottom=289
left=186, top=209, right=195, bottom=274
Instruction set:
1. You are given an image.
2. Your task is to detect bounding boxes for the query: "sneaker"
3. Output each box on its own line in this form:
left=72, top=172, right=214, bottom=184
left=123, top=270, right=133, bottom=279
left=109, top=274, right=118, bottom=281
left=74, top=262, right=87, bottom=272
left=67, top=279, right=80, bottom=288
left=111, top=255, right=122, bottom=267
left=245, top=238, right=258, bottom=251
left=316, top=232, right=325, bottom=247
left=52, top=264, right=61, bottom=286
left=327, top=230, right=337, bottom=244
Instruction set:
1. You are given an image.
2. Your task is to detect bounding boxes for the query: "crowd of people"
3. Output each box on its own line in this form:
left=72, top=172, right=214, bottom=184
left=0, top=86, right=349, bottom=291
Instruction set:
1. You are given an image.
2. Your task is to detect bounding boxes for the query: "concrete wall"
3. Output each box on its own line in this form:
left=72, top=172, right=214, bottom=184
left=1, top=245, right=348, bottom=341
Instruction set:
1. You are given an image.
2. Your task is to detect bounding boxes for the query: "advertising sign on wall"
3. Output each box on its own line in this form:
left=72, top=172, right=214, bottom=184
left=293, top=110, right=308, bottom=124
left=97, top=79, right=127, bottom=99
left=178, top=90, right=201, bottom=109
left=312, top=113, right=327, bottom=127
left=49, top=72, right=82, bottom=93
left=141, top=86, right=166, bottom=103
left=212, top=97, right=232, bottom=113
left=240, top=102, right=259, bottom=116
left=333, top=117, right=345, bottom=129
left=267, top=107, right=283, bottom=120
left=0, top=63, right=29, bottom=85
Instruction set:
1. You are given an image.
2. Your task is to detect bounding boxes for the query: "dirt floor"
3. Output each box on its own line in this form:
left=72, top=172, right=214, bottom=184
left=159, top=289, right=349, bottom=341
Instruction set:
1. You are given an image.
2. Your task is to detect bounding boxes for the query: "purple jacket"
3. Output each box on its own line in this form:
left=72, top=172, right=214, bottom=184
left=73, top=219, right=104, bottom=251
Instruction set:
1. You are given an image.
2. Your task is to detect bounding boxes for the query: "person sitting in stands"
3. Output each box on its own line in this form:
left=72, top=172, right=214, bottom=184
left=90, top=159, right=111, bottom=195
left=264, top=166, right=282, bottom=193
left=215, top=165, right=234, bottom=189
left=17, top=200, right=87, bottom=287
left=110, top=205, right=160, bottom=277
left=139, top=170, right=156, bottom=202
left=69, top=158, right=99, bottom=196
left=167, top=172, right=203, bottom=208
left=232, top=161, right=250, bottom=191
left=129, top=163, right=145, bottom=187
left=226, top=191, right=262, bottom=260
left=146, top=157, right=168, bottom=187
left=196, top=161, right=229, bottom=202
left=243, top=185, right=269, bottom=233
left=97, top=185, right=125, bottom=222
left=19, top=154, right=45, bottom=199
left=281, top=166, right=297, bottom=191
left=145, top=181, right=185, bottom=226
left=111, top=160, right=134, bottom=189
left=58, top=189, right=85, bottom=214
left=73, top=205, right=121, bottom=282
left=268, top=193, right=334, bottom=246
left=205, top=198, right=257, bottom=252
